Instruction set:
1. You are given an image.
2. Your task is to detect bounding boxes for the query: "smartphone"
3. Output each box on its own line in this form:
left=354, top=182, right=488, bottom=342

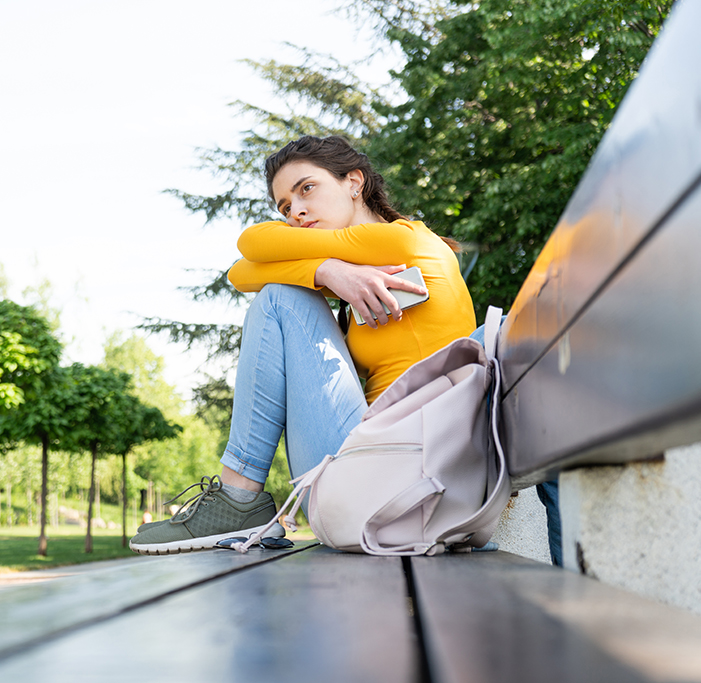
left=350, top=266, right=429, bottom=326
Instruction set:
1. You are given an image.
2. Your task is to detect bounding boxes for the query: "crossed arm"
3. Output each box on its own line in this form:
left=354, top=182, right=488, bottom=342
left=230, top=220, right=427, bottom=328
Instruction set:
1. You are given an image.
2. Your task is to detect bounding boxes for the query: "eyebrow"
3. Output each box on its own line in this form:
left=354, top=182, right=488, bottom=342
left=276, top=175, right=313, bottom=211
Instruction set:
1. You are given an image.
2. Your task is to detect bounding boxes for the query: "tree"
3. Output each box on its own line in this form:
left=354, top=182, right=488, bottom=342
left=102, top=333, right=219, bottom=509
left=112, top=399, right=181, bottom=547
left=0, top=300, right=61, bottom=411
left=366, top=0, right=671, bottom=319
left=59, top=364, right=177, bottom=552
left=0, top=300, right=65, bottom=554
left=102, top=333, right=183, bottom=419
left=62, top=364, right=137, bottom=553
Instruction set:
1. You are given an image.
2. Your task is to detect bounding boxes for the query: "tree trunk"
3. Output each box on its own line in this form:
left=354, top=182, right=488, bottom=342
left=96, top=476, right=101, bottom=522
left=85, top=442, right=98, bottom=553
left=38, top=434, right=49, bottom=556
left=122, top=452, right=128, bottom=548
left=7, top=483, right=12, bottom=527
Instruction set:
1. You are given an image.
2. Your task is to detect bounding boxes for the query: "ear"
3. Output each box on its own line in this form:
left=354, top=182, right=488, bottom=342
left=346, top=169, right=365, bottom=197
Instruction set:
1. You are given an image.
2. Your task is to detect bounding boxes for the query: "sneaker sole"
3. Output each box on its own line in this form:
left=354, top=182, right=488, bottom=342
left=129, top=522, right=286, bottom=556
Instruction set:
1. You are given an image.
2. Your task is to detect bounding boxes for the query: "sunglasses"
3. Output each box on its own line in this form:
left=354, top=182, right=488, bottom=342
left=216, top=536, right=294, bottom=550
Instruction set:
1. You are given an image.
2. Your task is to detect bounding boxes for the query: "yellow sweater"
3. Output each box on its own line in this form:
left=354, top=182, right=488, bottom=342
left=229, top=219, right=476, bottom=403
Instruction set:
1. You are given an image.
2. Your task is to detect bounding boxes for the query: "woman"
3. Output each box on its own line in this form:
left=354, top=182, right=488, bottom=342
left=130, top=136, right=476, bottom=555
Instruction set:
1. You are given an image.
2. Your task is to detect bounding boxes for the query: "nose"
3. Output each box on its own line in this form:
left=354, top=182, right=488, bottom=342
left=289, top=198, right=307, bottom=224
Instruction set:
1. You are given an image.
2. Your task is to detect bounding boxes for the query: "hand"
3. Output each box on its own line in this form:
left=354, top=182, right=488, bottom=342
left=315, top=259, right=427, bottom=329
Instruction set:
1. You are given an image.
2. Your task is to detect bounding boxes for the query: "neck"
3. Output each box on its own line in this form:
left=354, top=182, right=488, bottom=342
left=354, top=204, right=385, bottom=224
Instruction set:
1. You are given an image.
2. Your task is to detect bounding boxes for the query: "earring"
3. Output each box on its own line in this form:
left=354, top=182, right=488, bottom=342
left=353, top=191, right=359, bottom=198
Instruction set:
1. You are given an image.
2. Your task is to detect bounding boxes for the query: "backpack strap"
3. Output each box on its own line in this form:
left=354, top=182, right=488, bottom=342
left=483, top=305, right=503, bottom=360
left=438, top=318, right=511, bottom=548
left=360, top=477, right=447, bottom=556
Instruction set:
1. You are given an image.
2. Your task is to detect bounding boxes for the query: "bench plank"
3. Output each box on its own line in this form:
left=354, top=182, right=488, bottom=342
left=411, top=551, right=701, bottom=683
left=0, top=545, right=416, bottom=683
left=0, top=541, right=316, bottom=659
left=504, top=182, right=701, bottom=485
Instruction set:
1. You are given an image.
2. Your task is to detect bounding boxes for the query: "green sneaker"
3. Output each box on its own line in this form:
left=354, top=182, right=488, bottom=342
left=129, top=475, right=284, bottom=555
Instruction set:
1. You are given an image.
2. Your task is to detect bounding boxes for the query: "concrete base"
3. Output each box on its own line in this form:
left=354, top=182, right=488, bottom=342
left=560, top=442, right=701, bottom=614
left=491, top=485, right=552, bottom=564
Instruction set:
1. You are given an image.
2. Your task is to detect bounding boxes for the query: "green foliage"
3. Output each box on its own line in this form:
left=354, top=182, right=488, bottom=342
left=0, top=265, right=8, bottom=298
left=102, top=333, right=185, bottom=418
left=0, top=300, right=62, bottom=411
left=132, top=412, right=222, bottom=497
left=191, top=376, right=234, bottom=448
left=101, top=333, right=222, bottom=499
left=58, top=365, right=133, bottom=455
left=366, top=0, right=671, bottom=319
left=137, top=318, right=244, bottom=365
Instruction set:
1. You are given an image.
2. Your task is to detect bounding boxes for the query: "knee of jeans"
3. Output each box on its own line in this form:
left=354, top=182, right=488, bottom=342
left=255, top=283, right=324, bottom=310
left=248, top=284, right=288, bottom=313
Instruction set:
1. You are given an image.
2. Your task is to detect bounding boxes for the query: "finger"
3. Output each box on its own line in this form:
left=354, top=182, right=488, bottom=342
left=365, top=312, right=379, bottom=329
left=365, top=294, right=391, bottom=326
left=363, top=287, right=394, bottom=325
left=375, top=264, right=406, bottom=275
left=354, top=302, right=378, bottom=329
left=376, top=291, right=401, bottom=322
left=384, top=275, right=427, bottom=296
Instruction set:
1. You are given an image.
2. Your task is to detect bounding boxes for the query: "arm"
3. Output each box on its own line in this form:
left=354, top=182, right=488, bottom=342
left=237, top=220, right=417, bottom=266
left=233, top=220, right=425, bottom=326
left=228, top=257, right=326, bottom=293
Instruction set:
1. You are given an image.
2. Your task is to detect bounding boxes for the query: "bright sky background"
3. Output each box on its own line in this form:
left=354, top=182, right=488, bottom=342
left=1, top=0, right=400, bottom=402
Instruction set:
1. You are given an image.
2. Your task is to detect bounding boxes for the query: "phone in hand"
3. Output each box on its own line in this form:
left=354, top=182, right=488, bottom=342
left=350, top=266, right=429, bottom=326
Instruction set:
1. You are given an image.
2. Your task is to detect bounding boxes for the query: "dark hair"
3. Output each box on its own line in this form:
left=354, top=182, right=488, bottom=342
left=264, top=135, right=461, bottom=252
left=265, top=135, right=406, bottom=223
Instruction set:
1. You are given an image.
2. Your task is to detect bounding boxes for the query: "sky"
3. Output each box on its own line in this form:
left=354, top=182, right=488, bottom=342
left=0, top=0, right=400, bottom=401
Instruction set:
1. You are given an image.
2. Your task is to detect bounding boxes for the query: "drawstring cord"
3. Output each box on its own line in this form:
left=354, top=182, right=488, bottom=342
left=230, top=454, right=335, bottom=554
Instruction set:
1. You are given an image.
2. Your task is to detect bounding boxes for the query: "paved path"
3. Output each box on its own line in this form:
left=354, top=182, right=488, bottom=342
left=0, top=556, right=150, bottom=590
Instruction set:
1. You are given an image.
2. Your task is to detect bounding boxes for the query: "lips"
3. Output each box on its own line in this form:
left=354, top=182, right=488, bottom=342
left=302, top=221, right=318, bottom=228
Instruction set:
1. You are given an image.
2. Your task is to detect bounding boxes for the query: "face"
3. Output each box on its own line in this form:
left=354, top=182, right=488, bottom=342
left=271, top=161, right=363, bottom=230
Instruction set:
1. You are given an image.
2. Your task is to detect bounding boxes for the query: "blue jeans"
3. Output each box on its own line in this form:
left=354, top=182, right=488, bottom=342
left=221, top=285, right=368, bottom=484
left=469, top=319, right=562, bottom=566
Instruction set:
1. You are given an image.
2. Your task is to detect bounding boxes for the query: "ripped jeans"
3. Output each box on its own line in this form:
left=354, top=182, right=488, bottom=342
left=220, top=284, right=368, bottom=484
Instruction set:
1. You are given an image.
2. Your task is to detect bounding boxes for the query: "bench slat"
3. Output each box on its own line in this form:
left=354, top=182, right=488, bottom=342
left=411, top=551, right=686, bottom=683
left=503, top=184, right=701, bottom=485
left=0, top=545, right=417, bottom=683
left=0, top=542, right=316, bottom=659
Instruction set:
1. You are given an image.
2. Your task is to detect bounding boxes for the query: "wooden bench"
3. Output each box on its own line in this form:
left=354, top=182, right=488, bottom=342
left=495, top=0, right=701, bottom=611
left=2, top=542, right=701, bottom=682
left=3, top=3, right=701, bottom=681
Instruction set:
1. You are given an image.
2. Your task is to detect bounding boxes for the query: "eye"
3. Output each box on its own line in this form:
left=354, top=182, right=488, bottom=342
left=301, top=183, right=314, bottom=194
left=280, top=204, right=290, bottom=217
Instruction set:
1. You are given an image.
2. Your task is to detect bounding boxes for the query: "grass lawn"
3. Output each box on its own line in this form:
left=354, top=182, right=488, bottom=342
left=0, top=526, right=136, bottom=573
left=1, top=524, right=318, bottom=573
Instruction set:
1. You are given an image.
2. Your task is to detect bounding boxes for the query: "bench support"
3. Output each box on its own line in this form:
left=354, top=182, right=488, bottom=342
left=561, top=441, right=701, bottom=614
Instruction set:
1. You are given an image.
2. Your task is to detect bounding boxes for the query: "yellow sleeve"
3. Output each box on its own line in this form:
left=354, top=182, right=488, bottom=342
left=228, top=258, right=326, bottom=293
left=237, top=220, right=417, bottom=266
